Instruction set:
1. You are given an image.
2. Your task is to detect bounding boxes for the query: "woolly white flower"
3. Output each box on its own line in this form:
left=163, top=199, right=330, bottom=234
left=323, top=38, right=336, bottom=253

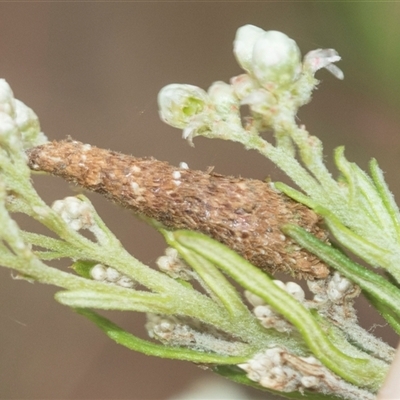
left=207, top=81, right=239, bottom=117
left=0, top=79, right=15, bottom=116
left=0, top=79, right=47, bottom=149
left=52, top=196, right=94, bottom=231
left=158, top=83, right=209, bottom=129
left=90, top=263, right=135, bottom=288
left=244, top=290, right=265, bottom=307
left=241, top=88, right=277, bottom=116
left=0, top=112, right=18, bottom=141
left=14, top=99, right=47, bottom=149
left=234, top=27, right=302, bottom=91
left=285, top=281, right=305, bottom=302
left=233, top=24, right=265, bottom=73
left=230, top=74, right=258, bottom=101
left=252, top=30, right=302, bottom=91
left=156, top=247, right=193, bottom=280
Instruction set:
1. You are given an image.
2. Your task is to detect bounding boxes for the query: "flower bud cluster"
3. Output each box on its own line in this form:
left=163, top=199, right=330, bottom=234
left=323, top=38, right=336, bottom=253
left=158, top=25, right=343, bottom=143
left=0, top=79, right=47, bottom=151
left=52, top=196, right=95, bottom=231
left=90, top=263, right=135, bottom=288
left=145, top=314, right=245, bottom=356
left=307, top=272, right=360, bottom=322
left=156, top=247, right=193, bottom=280
left=238, top=347, right=364, bottom=398
left=308, top=272, right=360, bottom=305
left=245, top=280, right=305, bottom=333
left=158, top=80, right=242, bottom=145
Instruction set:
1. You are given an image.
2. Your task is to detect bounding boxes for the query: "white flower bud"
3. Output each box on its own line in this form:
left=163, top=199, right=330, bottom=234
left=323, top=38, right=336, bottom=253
left=158, top=84, right=209, bottom=129
left=14, top=99, right=48, bottom=149
left=285, top=281, right=305, bottom=302
left=244, top=290, right=265, bottom=307
left=241, top=88, right=277, bottom=116
left=272, top=279, right=286, bottom=290
left=0, top=112, right=17, bottom=141
left=254, top=304, right=275, bottom=319
left=0, top=79, right=15, bottom=116
left=117, top=276, right=135, bottom=288
left=233, top=24, right=265, bottom=73
left=90, top=264, right=107, bottom=281
left=0, top=79, right=47, bottom=150
left=252, top=31, right=302, bottom=91
left=208, top=81, right=238, bottom=117
left=105, top=267, right=120, bottom=282
left=52, top=196, right=94, bottom=231
left=230, top=74, right=258, bottom=100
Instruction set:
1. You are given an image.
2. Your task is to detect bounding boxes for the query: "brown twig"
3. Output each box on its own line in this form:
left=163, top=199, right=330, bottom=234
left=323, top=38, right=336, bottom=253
left=27, top=139, right=330, bottom=279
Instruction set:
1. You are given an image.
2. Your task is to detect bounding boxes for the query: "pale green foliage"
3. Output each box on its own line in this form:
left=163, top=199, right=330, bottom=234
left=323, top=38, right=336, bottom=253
left=0, top=25, right=399, bottom=400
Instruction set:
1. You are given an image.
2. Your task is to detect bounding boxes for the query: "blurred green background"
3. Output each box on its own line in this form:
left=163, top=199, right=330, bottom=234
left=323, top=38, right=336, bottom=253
left=1, top=3, right=400, bottom=399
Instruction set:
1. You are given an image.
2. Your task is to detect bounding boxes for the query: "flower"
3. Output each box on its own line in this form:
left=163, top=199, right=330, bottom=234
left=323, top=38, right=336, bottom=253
left=252, top=30, right=302, bottom=91
left=158, top=84, right=209, bottom=129
left=208, top=81, right=239, bottom=118
left=303, top=48, right=344, bottom=80
left=0, top=79, right=47, bottom=149
left=241, top=88, right=277, bottom=117
left=52, top=196, right=94, bottom=231
left=234, top=26, right=302, bottom=91
left=233, top=24, right=265, bottom=73
left=230, top=74, right=258, bottom=101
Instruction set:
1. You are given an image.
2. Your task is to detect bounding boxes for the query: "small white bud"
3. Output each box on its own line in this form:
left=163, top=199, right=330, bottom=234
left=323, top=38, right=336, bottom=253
left=158, top=83, right=209, bottom=129
left=241, top=88, right=277, bottom=116
left=244, top=290, right=265, bottom=307
left=156, top=255, right=171, bottom=271
left=90, top=264, right=107, bottom=281
left=233, top=24, right=266, bottom=73
left=208, top=81, right=239, bottom=117
left=0, top=79, right=15, bottom=116
left=117, top=276, right=135, bottom=288
left=252, top=31, right=302, bottom=91
left=165, top=247, right=179, bottom=259
left=230, top=74, right=258, bottom=100
left=106, top=267, right=120, bottom=282
left=52, top=196, right=94, bottom=231
left=0, top=112, right=18, bottom=141
left=272, top=279, right=286, bottom=290
left=14, top=99, right=47, bottom=149
left=285, top=281, right=305, bottom=302
left=254, top=304, right=274, bottom=319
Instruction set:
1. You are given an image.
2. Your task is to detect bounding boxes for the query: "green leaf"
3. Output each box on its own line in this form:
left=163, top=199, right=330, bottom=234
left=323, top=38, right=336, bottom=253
left=281, top=223, right=400, bottom=333
left=161, top=228, right=251, bottom=318
left=76, top=308, right=250, bottom=364
left=56, top=290, right=176, bottom=314
left=369, top=158, right=400, bottom=244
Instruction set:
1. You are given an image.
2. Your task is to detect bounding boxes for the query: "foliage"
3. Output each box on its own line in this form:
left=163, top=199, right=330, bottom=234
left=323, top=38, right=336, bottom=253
left=0, top=25, right=399, bottom=399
